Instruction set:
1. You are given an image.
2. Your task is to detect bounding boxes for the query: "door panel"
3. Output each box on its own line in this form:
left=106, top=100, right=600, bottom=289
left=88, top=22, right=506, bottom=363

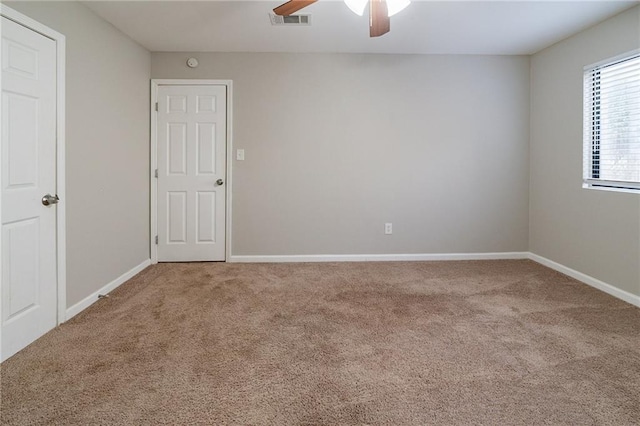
left=196, top=123, right=216, bottom=175
left=167, top=191, right=187, bottom=243
left=196, top=191, right=215, bottom=243
left=157, top=85, right=226, bottom=262
left=1, top=17, right=58, bottom=361
left=167, top=123, right=186, bottom=175
left=4, top=218, right=39, bottom=318
left=5, top=93, right=38, bottom=187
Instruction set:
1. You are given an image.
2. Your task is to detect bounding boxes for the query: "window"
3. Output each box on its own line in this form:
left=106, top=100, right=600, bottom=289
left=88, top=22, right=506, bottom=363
left=583, top=51, right=640, bottom=191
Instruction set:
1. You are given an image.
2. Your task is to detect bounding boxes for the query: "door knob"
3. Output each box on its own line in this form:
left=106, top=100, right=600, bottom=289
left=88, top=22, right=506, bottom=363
left=216, top=179, right=224, bottom=186
left=42, top=194, right=59, bottom=206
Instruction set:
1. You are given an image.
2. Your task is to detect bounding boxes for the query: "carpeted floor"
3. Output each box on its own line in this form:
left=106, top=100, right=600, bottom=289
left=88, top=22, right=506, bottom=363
left=1, top=260, right=639, bottom=425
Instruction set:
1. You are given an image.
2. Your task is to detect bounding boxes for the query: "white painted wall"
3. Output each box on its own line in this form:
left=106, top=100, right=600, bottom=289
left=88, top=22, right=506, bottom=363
left=6, top=2, right=151, bottom=306
left=530, top=6, right=640, bottom=297
left=152, top=53, right=531, bottom=256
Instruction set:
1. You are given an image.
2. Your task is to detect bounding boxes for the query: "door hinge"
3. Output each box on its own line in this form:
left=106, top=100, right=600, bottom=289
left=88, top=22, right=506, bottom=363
left=154, top=169, right=158, bottom=178
left=155, top=235, right=158, bottom=245
left=155, top=102, right=158, bottom=112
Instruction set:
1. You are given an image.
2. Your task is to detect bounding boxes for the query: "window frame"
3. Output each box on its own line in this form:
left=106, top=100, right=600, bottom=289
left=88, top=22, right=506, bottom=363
left=583, top=49, right=640, bottom=193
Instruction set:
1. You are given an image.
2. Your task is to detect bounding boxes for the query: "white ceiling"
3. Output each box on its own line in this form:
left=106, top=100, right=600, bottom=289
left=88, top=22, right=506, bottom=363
left=83, top=0, right=639, bottom=55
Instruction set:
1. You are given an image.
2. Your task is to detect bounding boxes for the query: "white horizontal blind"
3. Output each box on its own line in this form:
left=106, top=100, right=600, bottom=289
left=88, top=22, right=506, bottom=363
left=583, top=52, right=640, bottom=190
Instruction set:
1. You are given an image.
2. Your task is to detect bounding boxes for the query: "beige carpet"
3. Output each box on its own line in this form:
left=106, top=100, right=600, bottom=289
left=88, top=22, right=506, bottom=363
left=1, top=260, right=639, bottom=425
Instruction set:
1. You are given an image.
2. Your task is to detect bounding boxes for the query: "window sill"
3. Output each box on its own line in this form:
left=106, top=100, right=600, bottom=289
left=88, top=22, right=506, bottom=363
left=582, top=183, right=640, bottom=194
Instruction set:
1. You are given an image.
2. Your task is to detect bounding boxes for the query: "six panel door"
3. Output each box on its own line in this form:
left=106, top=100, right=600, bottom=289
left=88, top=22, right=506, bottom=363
left=1, top=17, right=58, bottom=361
left=157, top=85, right=227, bottom=261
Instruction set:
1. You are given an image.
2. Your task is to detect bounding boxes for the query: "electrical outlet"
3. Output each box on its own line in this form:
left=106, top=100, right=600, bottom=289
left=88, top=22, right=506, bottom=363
left=385, top=223, right=392, bottom=235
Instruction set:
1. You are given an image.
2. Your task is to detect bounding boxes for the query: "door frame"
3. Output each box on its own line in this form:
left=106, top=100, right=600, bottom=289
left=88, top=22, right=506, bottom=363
left=0, top=5, right=67, bottom=339
left=150, top=79, right=233, bottom=264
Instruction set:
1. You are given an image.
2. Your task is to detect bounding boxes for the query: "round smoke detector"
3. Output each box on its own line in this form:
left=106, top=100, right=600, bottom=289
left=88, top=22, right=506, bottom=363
left=187, top=58, right=199, bottom=68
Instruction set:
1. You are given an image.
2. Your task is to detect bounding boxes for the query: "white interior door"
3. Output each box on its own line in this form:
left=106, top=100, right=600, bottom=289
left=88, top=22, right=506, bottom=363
left=157, top=85, right=227, bottom=262
left=1, top=17, right=58, bottom=360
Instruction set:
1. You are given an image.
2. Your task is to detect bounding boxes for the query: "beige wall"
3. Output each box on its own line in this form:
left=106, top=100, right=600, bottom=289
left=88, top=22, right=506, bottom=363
left=6, top=2, right=151, bottom=306
left=152, top=53, right=531, bottom=256
left=530, top=6, right=640, bottom=296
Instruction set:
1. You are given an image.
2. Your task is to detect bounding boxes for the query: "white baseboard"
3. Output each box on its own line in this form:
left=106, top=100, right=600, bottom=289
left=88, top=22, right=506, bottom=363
left=230, top=252, right=639, bottom=308
left=65, top=259, right=151, bottom=320
left=228, top=252, right=529, bottom=263
left=528, top=253, right=640, bottom=308
left=62, top=254, right=637, bottom=320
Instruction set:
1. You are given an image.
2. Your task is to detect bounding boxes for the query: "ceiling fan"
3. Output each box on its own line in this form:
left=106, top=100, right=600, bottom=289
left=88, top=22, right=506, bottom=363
left=272, top=0, right=410, bottom=38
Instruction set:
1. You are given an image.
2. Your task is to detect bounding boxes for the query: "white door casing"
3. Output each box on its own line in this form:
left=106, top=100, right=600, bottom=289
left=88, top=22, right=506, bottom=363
left=156, top=84, right=227, bottom=262
left=1, top=13, right=64, bottom=361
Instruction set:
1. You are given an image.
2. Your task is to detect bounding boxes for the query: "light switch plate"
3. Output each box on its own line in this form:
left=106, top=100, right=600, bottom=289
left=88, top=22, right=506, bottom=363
left=237, top=149, right=245, bottom=161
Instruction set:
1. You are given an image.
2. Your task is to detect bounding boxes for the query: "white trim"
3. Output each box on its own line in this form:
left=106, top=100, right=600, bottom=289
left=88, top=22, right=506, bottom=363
left=0, top=6, right=67, bottom=327
left=230, top=252, right=640, bottom=308
left=226, top=82, right=234, bottom=262
left=528, top=253, right=640, bottom=308
left=150, top=81, right=158, bottom=263
left=55, top=26, right=67, bottom=324
left=152, top=79, right=233, bottom=87
left=583, top=48, right=640, bottom=71
left=1, top=4, right=63, bottom=40
left=582, top=182, right=640, bottom=195
left=150, top=79, right=233, bottom=263
left=583, top=179, right=640, bottom=192
left=65, top=259, right=151, bottom=320
left=229, top=252, right=529, bottom=263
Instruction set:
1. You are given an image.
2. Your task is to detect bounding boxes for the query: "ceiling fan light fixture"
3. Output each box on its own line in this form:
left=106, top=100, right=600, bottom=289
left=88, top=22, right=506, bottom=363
left=387, top=0, right=410, bottom=17
left=344, top=0, right=368, bottom=16
left=345, top=0, right=410, bottom=18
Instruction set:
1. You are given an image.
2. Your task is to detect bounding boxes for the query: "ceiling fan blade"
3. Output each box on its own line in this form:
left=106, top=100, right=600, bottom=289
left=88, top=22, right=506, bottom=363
left=369, top=0, right=390, bottom=37
left=273, top=0, right=318, bottom=16
left=369, top=0, right=391, bottom=37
